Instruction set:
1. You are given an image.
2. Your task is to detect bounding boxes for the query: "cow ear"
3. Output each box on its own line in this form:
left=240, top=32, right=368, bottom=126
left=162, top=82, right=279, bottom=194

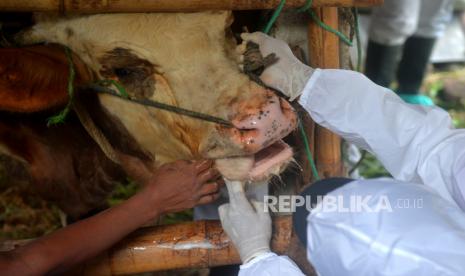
left=0, top=44, right=91, bottom=113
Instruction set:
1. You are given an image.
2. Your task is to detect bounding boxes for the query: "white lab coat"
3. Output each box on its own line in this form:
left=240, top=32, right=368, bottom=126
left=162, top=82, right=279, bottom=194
left=239, top=69, right=465, bottom=276
left=370, top=0, right=454, bottom=45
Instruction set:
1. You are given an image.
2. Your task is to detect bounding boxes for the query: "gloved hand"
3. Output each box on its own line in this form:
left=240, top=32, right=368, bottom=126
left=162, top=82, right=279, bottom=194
left=240, top=32, right=314, bottom=101
left=218, top=180, right=272, bottom=263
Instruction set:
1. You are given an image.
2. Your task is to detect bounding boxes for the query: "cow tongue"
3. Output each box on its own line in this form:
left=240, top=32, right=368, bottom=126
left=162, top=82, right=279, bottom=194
left=215, top=140, right=293, bottom=182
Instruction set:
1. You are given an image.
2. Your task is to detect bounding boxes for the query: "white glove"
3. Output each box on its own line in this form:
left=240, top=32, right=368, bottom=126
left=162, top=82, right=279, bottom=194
left=241, top=32, right=314, bottom=101
left=218, top=180, right=272, bottom=264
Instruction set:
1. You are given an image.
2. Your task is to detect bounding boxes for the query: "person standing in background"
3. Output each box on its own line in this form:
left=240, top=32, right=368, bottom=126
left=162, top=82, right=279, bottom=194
left=365, top=0, right=455, bottom=105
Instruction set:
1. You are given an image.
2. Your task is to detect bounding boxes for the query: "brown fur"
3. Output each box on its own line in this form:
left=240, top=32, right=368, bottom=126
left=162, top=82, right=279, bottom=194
left=0, top=44, right=92, bottom=113
left=0, top=118, right=125, bottom=219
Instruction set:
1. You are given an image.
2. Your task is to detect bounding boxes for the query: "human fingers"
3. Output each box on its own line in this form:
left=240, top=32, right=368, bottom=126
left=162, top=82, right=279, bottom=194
left=197, top=192, right=221, bottom=205
left=225, top=180, right=253, bottom=212
left=194, top=159, right=214, bottom=173
left=236, top=41, right=247, bottom=61
left=240, top=32, right=271, bottom=56
left=216, top=177, right=225, bottom=189
left=260, top=66, right=288, bottom=92
left=251, top=200, right=268, bottom=215
left=197, top=167, right=221, bottom=184
left=218, top=203, right=230, bottom=221
left=198, top=181, right=220, bottom=196
left=241, top=32, right=267, bottom=45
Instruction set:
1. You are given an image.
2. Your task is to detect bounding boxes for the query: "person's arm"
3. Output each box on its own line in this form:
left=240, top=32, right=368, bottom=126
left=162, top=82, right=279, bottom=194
left=238, top=253, right=305, bottom=276
left=307, top=178, right=465, bottom=276
left=241, top=32, right=465, bottom=210
left=301, top=70, right=465, bottom=209
left=0, top=159, right=222, bottom=275
left=218, top=180, right=304, bottom=276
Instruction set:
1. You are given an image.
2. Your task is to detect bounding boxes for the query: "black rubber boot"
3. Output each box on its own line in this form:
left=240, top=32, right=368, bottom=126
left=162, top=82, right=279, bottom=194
left=364, top=40, right=403, bottom=88
left=396, top=36, right=437, bottom=94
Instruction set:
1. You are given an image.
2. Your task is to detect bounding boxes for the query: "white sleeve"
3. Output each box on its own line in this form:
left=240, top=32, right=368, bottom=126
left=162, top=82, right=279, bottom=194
left=298, top=69, right=465, bottom=210
left=238, top=252, right=305, bottom=276
left=307, top=178, right=465, bottom=276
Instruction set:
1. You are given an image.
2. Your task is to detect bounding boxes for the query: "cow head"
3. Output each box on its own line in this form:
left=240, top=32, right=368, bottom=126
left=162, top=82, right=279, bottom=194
left=13, top=12, right=297, bottom=182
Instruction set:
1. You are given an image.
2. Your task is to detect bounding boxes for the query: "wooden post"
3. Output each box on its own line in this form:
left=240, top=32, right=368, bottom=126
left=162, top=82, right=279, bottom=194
left=308, top=7, right=344, bottom=178
left=0, top=0, right=383, bottom=13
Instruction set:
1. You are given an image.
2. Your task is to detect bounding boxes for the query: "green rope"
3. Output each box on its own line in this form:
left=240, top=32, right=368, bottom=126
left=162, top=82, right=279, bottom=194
left=47, top=47, right=75, bottom=126
left=296, top=0, right=312, bottom=12
left=263, top=0, right=287, bottom=34
left=46, top=47, right=129, bottom=126
left=307, top=10, right=353, bottom=46
left=300, top=0, right=353, bottom=46
left=94, top=79, right=130, bottom=98
left=299, top=119, right=320, bottom=180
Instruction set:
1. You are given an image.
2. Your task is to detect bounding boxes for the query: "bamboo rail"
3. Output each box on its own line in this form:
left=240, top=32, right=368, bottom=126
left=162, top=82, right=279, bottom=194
left=1, top=217, right=291, bottom=275
left=65, top=217, right=291, bottom=275
left=0, top=0, right=383, bottom=13
left=308, top=7, right=344, bottom=178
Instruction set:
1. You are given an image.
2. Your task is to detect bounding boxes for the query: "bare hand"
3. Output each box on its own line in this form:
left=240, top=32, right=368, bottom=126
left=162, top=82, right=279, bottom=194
left=144, top=160, right=223, bottom=215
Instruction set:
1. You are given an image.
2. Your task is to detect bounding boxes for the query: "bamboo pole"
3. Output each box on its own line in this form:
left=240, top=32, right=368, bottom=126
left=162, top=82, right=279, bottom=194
left=64, top=217, right=290, bottom=275
left=1, top=217, right=291, bottom=274
left=308, top=7, right=344, bottom=178
left=0, top=0, right=383, bottom=13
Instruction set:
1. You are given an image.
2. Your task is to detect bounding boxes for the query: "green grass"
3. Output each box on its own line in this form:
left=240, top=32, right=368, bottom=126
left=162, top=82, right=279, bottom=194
left=106, top=179, right=140, bottom=207
left=0, top=170, right=61, bottom=240
left=358, top=152, right=391, bottom=178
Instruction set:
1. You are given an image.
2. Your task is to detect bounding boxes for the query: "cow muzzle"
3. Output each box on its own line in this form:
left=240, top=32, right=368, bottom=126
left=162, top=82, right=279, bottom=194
left=215, top=91, right=297, bottom=182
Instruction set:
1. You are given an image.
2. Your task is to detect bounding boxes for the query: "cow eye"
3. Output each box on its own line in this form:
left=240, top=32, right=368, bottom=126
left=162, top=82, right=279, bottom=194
left=114, top=67, right=133, bottom=78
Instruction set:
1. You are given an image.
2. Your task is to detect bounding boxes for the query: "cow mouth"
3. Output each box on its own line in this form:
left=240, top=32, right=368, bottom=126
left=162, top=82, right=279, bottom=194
left=215, top=140, right=293, bottom=182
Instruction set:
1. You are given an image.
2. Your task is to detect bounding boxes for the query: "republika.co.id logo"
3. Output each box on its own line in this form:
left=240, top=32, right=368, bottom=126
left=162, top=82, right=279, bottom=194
left=263, top=195, right=423, bottom=213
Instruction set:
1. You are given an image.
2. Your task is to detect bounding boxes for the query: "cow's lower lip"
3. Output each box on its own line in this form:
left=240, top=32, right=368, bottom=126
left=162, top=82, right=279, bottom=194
left=249, top=140, right=292, bottom=180
left=215, top=140, right=293, bottom=182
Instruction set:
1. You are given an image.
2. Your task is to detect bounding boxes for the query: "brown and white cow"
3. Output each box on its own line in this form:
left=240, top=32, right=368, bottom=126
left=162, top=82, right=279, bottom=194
left=0, top=11, right=297, bottom=218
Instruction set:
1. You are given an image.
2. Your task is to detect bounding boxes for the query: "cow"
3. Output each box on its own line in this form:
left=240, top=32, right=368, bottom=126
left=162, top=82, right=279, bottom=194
left=0, top=11, right=298, bottom=219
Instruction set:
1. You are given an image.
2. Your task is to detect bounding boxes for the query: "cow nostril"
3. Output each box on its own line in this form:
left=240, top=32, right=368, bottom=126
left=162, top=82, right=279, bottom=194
left=228, top=93, right=296, bottom=150
left=238, top=128, right=259, bottom=146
